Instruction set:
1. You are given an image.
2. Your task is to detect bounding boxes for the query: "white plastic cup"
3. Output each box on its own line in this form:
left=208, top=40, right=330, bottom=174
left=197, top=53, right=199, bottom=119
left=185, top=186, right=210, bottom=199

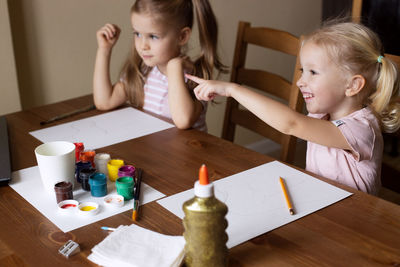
left=34, top=141, right=76, bottom=194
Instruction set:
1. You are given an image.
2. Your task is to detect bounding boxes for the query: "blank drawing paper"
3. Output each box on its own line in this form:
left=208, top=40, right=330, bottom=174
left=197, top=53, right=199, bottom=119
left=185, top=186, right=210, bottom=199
left=157, top=161, right=352, bottom=249
left=30, top=107, right=174, bottom=149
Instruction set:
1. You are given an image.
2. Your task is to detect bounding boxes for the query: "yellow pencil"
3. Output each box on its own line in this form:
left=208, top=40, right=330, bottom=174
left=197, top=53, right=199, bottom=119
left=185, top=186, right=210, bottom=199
left=279, top=177, right=294, bottom=215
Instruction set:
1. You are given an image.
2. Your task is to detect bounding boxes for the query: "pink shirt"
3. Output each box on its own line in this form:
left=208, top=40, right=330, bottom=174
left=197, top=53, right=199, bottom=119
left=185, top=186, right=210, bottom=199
left=143, top=67, right=207, bottom=132
left=306, top=107, right=383, bottom=195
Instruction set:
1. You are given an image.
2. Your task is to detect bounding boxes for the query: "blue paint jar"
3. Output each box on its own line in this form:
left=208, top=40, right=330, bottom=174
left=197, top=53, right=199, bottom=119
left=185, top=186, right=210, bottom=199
left=89, top=172, right=107, bottom=197
left=76, top=161, right=92, bottom=183
left=79, top=167, right=96, bottom=191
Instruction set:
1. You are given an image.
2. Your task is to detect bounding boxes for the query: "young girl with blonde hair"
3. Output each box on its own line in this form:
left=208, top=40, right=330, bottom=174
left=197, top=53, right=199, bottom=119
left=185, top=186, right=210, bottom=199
left=187, top=22, right=400, bottom=195
left=94, top=0, right=225, bottom=131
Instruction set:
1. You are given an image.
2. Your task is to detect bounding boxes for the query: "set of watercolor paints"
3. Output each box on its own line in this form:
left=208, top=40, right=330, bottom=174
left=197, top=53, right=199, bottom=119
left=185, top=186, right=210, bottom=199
left=56, top=142, right=136, bottom=216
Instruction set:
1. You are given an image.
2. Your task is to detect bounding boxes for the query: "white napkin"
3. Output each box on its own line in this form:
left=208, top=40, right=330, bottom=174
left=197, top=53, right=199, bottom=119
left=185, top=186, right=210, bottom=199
left=87, top=224, right=185, bottom=267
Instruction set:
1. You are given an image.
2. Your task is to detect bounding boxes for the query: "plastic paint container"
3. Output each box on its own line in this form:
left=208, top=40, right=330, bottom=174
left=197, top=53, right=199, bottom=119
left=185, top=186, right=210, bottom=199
left=79, top=167, right=96, bottom=191
left=80, top=150, right=96, bottom=167
left=74, top=143, right=84, bottom=162
left=94, top=153, right=111, bottom=177
left=78, top=202, right=99, bottom=216
left=89, top=172, right=107, bottom=197
left=104, top=194, right=124, bottom=208
left=54, top=181, right=73, bottom=203
left=76, top=161, right=92, bottom=183
left=107, top=159, right=124, bottom=182
left=116, top=176, right=135, bottom=200
left=118, top=165, right=136, bottom=179
left=58, top=199, right=79, bottom=214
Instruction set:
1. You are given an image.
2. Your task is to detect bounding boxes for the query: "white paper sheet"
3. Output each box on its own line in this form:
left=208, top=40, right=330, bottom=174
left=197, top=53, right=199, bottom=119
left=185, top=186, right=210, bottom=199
left=29, top=107, right=174, bottom=150
left=157, top=161, right=352, bottom=249
left=10, top=166, right=165, bottom=232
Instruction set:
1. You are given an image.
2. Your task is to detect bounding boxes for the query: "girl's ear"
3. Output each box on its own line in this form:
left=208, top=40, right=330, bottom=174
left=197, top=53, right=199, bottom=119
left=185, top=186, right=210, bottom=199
left=179, top=27, right=191, bottom=46
left=345, top=74, right=366, bottom=97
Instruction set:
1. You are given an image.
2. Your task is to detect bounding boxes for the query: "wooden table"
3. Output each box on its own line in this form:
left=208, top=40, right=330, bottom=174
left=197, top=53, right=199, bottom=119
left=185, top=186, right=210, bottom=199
left=1, top=95, right=400, bottom=266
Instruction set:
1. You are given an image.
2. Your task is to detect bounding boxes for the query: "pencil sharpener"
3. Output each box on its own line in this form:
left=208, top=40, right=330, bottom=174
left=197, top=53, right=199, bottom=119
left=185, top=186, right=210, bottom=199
left=59, top=240, right=80, bottom=258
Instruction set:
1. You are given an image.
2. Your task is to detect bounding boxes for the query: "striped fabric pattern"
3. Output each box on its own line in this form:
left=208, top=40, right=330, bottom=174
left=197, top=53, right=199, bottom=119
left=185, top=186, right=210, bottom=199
left=143, top=67, right=207, bottom=132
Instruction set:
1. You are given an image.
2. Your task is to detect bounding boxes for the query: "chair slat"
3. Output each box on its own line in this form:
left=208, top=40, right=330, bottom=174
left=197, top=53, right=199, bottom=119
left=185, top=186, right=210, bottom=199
left=236, top=68, right=291, bottom=100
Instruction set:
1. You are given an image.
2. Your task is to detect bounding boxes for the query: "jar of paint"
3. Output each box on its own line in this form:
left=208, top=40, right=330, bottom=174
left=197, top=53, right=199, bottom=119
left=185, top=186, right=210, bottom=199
left=76, top=161, right=92, bottom=183
left=54, top=181, right=73, bottom=203
left=89, top=172, right=107, bottom=197
left=94, top=153, right=111, bottom=177
left=118, top=165, right=136, bottom=179
left=116, top=176, right=135, bottom=200
left=80, top=150, right=96, bottom=167
left=79, top=167, right=96, bottom=191
left=107, top=159, right=124, bottom=182
left=74, top=142, right=84, bottom=162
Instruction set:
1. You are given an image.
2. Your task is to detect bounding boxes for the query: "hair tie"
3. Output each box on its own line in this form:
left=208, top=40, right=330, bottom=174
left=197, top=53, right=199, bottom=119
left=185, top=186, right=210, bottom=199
left=377, top=55, right=384, bottom=63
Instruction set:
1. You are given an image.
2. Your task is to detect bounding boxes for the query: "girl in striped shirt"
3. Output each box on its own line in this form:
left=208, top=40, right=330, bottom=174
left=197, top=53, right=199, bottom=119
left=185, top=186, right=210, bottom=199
left=93, top=0, right=226, bottom=132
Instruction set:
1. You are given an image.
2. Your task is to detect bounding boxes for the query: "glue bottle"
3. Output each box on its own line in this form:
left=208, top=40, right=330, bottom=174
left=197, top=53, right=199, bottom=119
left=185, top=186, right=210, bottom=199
left=182, top=164, right=228, bottom=267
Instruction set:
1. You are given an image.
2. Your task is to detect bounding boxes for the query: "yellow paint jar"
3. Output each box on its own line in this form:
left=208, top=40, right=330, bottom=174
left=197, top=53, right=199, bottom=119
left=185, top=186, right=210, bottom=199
left=107, top=159, right=124, bottom=182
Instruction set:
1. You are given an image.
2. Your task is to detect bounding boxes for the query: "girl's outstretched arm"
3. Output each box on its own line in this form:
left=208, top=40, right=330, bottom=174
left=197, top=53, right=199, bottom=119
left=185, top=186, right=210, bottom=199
left=166, top=58, right=203, bottom=129
left=93, top=24, right=127, bottom=110
left=186, top=74, right=352, bottom=151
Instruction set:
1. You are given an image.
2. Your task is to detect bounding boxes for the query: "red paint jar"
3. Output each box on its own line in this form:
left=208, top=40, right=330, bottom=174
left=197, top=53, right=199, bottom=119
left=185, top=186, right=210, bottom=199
left=74, top=143, right=84, bottom=162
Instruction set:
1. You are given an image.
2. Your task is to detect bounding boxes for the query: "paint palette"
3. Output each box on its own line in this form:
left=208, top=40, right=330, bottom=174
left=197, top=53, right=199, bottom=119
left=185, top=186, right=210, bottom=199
left=58, top=200, right=79, bottom=214
left=78, top=202, right=99, bottom=216
left=104, top=194, right=124, bottom=208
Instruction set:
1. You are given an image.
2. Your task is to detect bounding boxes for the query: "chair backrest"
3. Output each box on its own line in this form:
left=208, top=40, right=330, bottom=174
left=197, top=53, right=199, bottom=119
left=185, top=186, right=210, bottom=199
left=351, top=0, right=363, bottom=23
left=222, top=21, right=304, bottom=164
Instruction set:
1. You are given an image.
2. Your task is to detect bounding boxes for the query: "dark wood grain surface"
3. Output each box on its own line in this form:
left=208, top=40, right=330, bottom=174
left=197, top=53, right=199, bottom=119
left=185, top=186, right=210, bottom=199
left=1, top=95, right=399, bottom=266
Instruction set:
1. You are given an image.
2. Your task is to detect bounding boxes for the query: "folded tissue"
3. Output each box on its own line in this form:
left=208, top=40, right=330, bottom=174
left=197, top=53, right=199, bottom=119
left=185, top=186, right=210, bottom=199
left=88, top=224, right=185, bottom=267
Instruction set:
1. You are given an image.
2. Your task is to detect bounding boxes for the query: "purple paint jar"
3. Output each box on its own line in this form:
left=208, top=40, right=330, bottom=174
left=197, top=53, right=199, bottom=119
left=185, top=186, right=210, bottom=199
left=118, top=165, right=135, bottom=179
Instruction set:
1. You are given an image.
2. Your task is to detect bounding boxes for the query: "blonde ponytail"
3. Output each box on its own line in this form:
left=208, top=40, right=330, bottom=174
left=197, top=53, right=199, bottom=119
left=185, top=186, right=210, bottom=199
left=370, top=56, right=400, bottom=133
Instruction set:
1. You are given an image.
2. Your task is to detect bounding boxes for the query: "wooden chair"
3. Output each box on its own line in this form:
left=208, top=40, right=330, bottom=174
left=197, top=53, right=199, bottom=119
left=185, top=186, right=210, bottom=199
left=222, top=21, right=304, bottom=164
left=381, top=53, right=400, bottom=193
left=351, top=0, right=363, bottom=23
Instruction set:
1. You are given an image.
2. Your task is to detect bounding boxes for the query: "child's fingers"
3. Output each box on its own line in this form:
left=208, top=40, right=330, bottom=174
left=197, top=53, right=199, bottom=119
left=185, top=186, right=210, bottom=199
left=185, top=74, right=204, bottom=84
left=100, top=24, right=120, bottom=40
left=194, top=85, right=214, bottom=101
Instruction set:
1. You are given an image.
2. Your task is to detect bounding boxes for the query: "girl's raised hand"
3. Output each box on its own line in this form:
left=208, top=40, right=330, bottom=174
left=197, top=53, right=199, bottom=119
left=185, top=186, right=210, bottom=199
left=96, top=24, right=121, bottom=50
left=185, top=74, right=232, bottom=101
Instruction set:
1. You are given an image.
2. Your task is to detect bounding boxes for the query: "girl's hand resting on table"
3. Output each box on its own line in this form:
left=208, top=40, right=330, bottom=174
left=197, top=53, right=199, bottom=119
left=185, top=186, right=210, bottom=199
left=185, top=74, right=233, bottom=101
left=96, top=23, right=121, bottom=50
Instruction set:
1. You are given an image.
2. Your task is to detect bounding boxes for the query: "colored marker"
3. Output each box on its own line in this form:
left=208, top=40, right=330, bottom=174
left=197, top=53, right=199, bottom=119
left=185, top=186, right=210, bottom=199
left=101, top=226, right=116, bottom=231
left=279, top=177, right=294, bottom=215
left=132, top=168, right=143, bottom=221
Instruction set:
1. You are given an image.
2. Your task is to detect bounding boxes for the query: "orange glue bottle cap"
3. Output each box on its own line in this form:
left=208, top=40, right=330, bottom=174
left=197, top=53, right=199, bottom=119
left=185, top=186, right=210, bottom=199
left=194, top=164, right=214, bottom=198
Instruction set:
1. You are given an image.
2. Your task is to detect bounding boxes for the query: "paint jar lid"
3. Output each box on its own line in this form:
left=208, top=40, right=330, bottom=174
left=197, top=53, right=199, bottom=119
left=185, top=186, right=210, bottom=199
left=79, top=168, right=96, bottom=180
left=89, top=173, right=107, bottom=185
left=78, top=202, right=99, bottom=216
left=116, top=176, right=134, bottom=186
left=54, top=181, right=73, bottom=193
left=104, top=194, right=124, bottom=208
left=58, top=199, right=79, bottom=214
left=118, top=165, right=136, bottom=178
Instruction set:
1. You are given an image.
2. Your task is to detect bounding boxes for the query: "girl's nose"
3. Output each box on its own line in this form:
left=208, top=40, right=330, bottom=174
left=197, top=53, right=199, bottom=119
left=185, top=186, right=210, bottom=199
left=296, top=76, right=305, bottom=88
left=139, top=38, right=150, bottom=50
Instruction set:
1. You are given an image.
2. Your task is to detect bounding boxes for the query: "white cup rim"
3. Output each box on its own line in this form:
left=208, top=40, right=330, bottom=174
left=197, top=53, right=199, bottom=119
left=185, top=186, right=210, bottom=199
left=35, top=141, right=75, bottom=157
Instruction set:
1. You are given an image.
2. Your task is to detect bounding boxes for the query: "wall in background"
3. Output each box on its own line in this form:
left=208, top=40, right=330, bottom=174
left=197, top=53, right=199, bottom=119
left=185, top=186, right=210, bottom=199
left=0, top=0, right=21, bottom=115
left=5, top=0, right=322, bottom=145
